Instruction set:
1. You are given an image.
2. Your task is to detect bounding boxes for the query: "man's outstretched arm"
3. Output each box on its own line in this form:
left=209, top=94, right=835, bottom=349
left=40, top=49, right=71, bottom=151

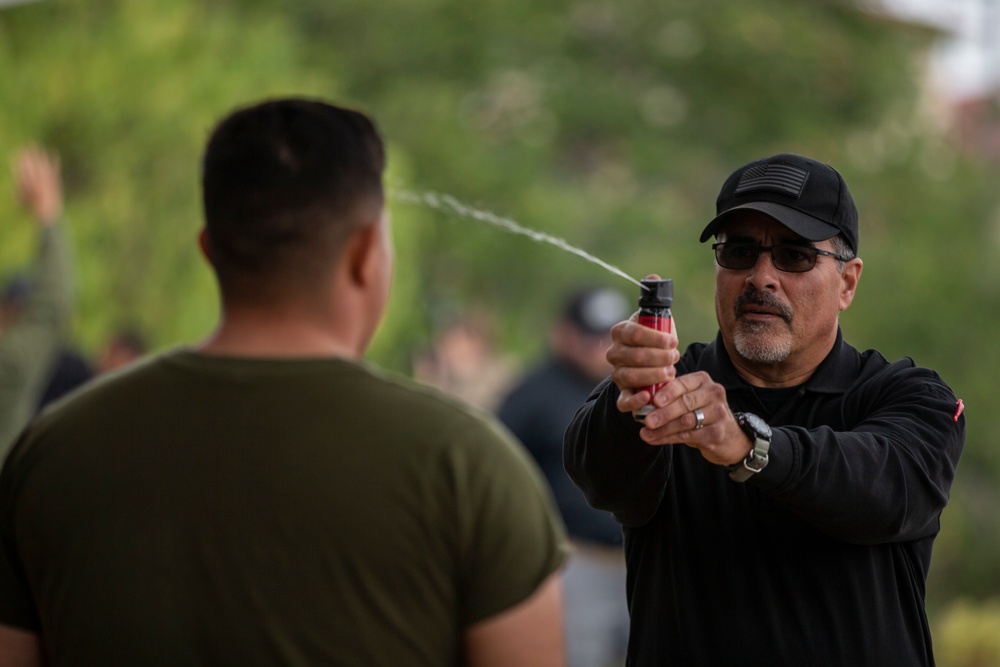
left=464, top=572, right=565, bottom=667
left=0, top=624, right=42, bottom=667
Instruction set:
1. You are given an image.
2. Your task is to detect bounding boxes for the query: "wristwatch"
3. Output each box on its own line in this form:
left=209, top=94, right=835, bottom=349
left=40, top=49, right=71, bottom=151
left=727, top=412, right=772, bottom=483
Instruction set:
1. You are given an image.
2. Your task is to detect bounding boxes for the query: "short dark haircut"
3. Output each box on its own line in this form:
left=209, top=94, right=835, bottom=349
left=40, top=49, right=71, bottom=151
left=201, top=98, right=386, bottom=301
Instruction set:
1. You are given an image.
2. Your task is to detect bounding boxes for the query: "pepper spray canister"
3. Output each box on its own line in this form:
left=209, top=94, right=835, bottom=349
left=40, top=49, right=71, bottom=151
left=632, top=278, right=673, bottom=423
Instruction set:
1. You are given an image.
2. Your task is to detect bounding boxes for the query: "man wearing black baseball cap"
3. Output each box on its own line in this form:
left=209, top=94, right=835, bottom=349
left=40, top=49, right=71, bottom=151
left=565, top=153, right=964, bottom=665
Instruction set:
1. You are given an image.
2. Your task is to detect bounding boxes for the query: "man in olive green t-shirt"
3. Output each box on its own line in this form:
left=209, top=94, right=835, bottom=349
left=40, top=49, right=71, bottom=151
left=0, top=99, right=569, bottom=666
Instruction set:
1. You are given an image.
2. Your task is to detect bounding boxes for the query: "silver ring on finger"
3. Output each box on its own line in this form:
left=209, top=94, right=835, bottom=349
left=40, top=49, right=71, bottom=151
left=693, top=408, right=705, bottom=430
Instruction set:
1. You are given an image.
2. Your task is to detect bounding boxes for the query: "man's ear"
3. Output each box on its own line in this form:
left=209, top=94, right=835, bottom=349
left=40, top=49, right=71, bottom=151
left=346, top=224, right=380, bottom=287
left=197, top=228, right=215, bottom=267
left=838, top=258, right=863, bottom=312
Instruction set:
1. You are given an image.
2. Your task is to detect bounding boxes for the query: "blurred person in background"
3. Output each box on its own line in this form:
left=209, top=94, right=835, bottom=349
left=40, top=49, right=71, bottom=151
left=95, top=327, right=147, bottom=374
left=2, top=275, right=93, bottom=417
left=2, top=276, right=94, bottom=415
left=498, top=286, right=631, bottom=667
left=0, top=98, right=568, bottom=666
left=34, top=343, right=93, bottom=413
left=0, top=145, right=73, bottom=456
left=412, top=309, right=518, bottom=412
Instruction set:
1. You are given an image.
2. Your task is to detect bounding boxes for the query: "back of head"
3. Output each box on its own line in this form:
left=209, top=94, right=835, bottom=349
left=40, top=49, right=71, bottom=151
left=562, top=287, right=630, bottom=338
left=201, top=98, right=386, bottom=303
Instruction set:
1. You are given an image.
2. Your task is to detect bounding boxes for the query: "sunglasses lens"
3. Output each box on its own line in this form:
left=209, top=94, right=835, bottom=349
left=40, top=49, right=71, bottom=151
left=773, top=246, right=817, bottom=272
left=715, top=244, right=819, bottom=272
left=717, top=244, right=758, bottom=270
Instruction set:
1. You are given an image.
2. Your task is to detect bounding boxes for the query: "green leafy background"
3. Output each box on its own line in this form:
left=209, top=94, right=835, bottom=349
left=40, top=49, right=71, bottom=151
left=2, top=1, right=998, bottom=661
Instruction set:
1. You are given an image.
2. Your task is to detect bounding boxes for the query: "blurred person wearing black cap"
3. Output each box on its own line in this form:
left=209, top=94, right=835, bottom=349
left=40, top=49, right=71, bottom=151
left=565, top=153, right=965, bottom=665
left=498, top=286, right=630, bottom=667
left=0, top=146, right=73, bottom=456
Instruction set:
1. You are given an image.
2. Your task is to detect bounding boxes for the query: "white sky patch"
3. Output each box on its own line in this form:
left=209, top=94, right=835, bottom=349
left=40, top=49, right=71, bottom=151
left=0, top=0, right=44, bottom=8
left=880, top=0, right=999, bottom=99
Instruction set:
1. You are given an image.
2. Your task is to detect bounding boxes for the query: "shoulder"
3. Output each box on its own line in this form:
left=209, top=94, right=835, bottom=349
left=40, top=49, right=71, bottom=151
left=36, top=349, right=174, bottom=415
left=840, top=346, right=963, bottom=437
left=359, top=363, right=536, bottom=459
left=2, top=352, right=169, bottom=466
left=854, top=347, right=955, bottom=394
left=365, top=361, right=499, bottom=423
left=364, top=367, right=561, bottom=533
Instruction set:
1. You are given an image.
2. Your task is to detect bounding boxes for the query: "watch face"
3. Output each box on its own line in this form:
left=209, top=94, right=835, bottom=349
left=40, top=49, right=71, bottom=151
left=739, top=412, right=772, bottom=439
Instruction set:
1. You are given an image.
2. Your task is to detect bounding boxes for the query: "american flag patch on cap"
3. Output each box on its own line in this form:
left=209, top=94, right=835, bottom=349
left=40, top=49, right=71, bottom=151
left=734, top=163, right=809, bottom=198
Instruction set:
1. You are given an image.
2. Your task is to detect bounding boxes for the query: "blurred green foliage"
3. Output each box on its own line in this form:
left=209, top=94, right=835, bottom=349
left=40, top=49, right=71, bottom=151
left=935, top=598, right=1000, bottom=667
left=2, top=0, right=999, bottom=649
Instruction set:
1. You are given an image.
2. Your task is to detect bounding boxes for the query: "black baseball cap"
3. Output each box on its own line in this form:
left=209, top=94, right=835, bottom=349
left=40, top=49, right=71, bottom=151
left=563, top=287, right=629, bottom=336
left=699, top=153, right=858, bottom=254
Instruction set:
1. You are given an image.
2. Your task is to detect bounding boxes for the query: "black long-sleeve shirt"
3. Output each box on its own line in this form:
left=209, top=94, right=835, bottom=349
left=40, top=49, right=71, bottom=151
left=564, top=330, right=965, bottom=666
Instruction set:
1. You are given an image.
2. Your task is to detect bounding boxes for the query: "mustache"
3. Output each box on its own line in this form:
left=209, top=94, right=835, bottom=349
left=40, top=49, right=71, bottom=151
left=735, top=288, right=793, bottom=323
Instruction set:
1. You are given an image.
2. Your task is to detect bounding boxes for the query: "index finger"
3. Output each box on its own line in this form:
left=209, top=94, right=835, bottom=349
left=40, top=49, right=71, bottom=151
left=612, top=318, right=675, bottom=348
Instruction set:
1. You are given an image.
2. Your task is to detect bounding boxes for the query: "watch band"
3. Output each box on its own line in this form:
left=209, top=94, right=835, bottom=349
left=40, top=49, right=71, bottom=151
left=727, top=412, right=772, bottom=483
left=727, top=434, right=770, bottom=482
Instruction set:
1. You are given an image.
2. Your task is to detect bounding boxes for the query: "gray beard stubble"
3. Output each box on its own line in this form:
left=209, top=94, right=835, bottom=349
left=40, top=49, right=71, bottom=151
left=732, top=288, right=794, bottom=363
left=733, top=320, right=792, bottom=363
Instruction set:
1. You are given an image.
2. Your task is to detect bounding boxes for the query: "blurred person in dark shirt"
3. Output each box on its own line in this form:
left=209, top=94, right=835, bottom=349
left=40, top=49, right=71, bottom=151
left=499, top=286, right=631, bottom=667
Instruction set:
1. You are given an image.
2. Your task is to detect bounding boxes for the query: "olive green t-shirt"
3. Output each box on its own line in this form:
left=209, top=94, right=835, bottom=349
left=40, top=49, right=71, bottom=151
left=0, top=349, right=567, bottom=666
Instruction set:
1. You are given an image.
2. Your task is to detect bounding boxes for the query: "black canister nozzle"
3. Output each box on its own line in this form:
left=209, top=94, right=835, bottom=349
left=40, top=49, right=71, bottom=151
left=639, top=279, right=673, bottom=310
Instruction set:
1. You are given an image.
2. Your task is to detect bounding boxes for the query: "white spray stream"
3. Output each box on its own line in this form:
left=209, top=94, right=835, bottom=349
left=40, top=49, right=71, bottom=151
left=390, top=188, right=646, bottom=290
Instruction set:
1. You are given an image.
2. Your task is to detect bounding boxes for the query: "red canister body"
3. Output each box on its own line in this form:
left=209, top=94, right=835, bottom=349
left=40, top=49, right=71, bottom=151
left=633, top=279, right=674, bottom=423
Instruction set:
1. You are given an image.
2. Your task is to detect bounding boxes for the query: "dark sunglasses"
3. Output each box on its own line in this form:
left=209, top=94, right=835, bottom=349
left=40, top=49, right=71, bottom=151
left=712, top=242, right=852, bottom=273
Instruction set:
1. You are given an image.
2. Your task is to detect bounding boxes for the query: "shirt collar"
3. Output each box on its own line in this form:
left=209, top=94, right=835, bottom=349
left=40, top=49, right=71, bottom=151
left=699, top=327, right=858, bottom=396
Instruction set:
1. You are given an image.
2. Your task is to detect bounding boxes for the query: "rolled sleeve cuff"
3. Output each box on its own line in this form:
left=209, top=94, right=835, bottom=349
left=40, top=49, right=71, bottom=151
left=749, top=428, right=794, bottom=491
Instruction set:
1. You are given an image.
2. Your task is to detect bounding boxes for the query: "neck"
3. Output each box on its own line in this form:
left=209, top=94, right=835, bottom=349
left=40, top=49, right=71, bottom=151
left=731, top=358, right=814, bottom=388
left=197, top=304, right=363, bottom=359
left=726, top=329, right=837, bottom=389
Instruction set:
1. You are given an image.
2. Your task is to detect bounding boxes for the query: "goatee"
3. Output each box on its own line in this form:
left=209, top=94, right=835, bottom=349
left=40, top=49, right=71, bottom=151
left=733, top=288, right=793, bottom=363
